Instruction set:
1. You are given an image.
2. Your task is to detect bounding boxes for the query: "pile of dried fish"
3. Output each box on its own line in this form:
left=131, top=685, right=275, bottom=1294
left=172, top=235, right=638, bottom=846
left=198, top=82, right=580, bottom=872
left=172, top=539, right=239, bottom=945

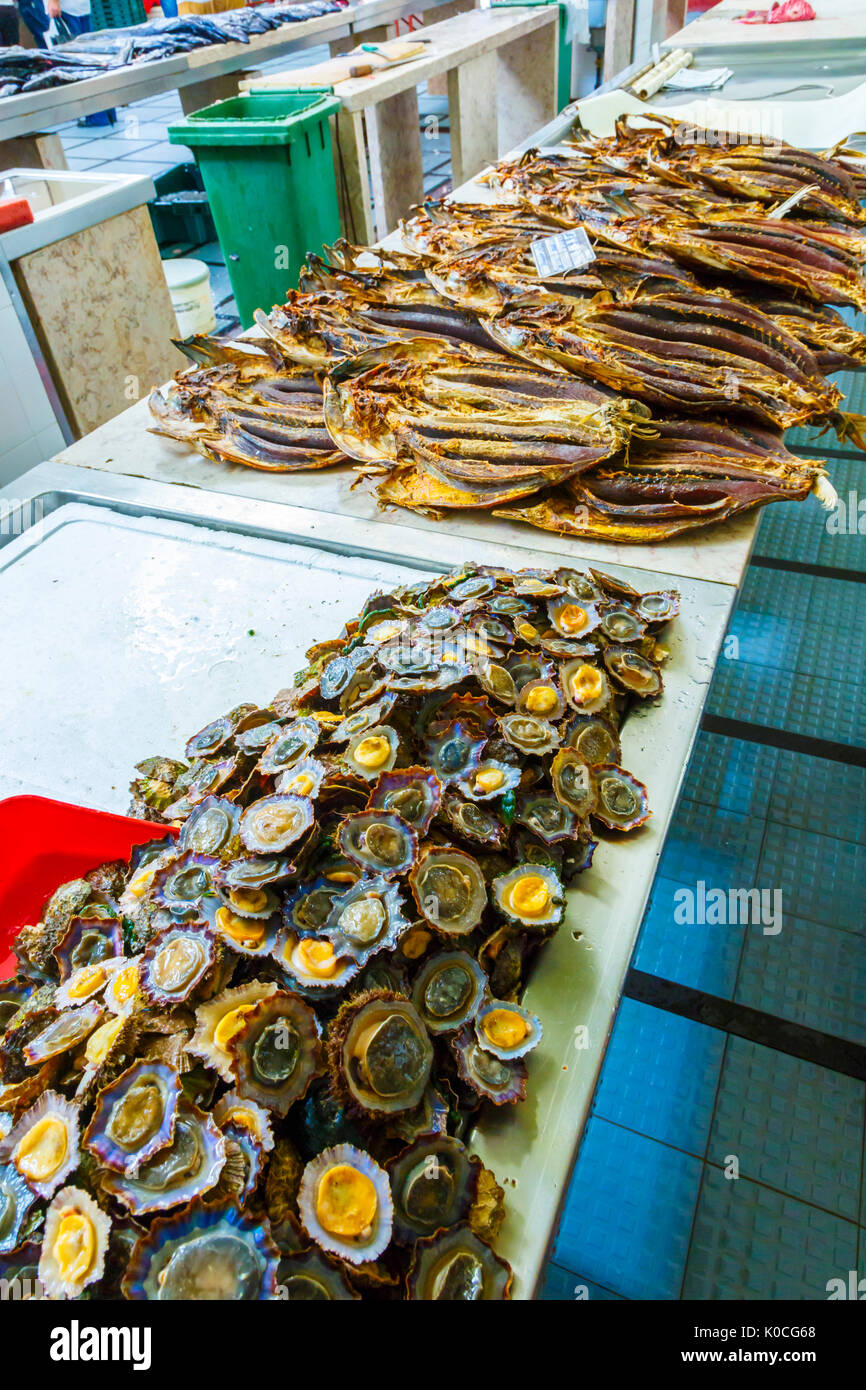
left=0, top=3, right=345, bottom=97
left=0, top=562, right=676, bottom=1300
left=151, top=336, right=345, bottom=473
left=151, top=122, right=866, bottom=541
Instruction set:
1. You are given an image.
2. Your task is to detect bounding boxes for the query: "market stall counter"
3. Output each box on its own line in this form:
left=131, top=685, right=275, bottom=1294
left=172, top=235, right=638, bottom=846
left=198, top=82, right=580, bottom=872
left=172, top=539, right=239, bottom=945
left=0, top=458, right=733, bottom=1297
left=4, top=79, right=859, bottom=1299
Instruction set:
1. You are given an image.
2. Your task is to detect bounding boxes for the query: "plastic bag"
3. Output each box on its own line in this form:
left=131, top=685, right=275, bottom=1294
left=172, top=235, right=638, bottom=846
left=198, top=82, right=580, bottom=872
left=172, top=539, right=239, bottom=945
left=46, top=14, right=76, bottom=45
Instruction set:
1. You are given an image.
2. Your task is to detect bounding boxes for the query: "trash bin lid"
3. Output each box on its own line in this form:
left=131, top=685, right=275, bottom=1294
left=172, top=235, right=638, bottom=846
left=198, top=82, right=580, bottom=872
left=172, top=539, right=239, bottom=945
left=168, top=89, right=341, bottom=147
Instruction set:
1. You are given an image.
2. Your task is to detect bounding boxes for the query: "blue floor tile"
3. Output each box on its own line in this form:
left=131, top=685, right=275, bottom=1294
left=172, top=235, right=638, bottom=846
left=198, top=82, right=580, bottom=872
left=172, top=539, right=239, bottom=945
left=726, top=605, right=805, bottom=671
left=737, top=566, right=815, bottom=616
left=553, top=1118, right=702, bottom=1299
left=681, top=731, right=778, bottom=820
left=797, top=614, right=866, bottom=686
left=768, top=748, right=866, bottom=846
left=758, top=821, right=865, bottom=936
left=593, top=997, right=725, bottom=1156
left=753, top=497, right=824, bottom=565
left=659, top=799, right=766, bottom=888
left=735, top=912, right=866, bottom=1046
left=708, top=1038, right=865, bottom=1222
left=785, top=670, right=866, bottom=749
left=634, top=874, right=747, bottom=998
left=707, top=658, right=793, bottom=728
left=683, top=1166, right=859, bottom=1300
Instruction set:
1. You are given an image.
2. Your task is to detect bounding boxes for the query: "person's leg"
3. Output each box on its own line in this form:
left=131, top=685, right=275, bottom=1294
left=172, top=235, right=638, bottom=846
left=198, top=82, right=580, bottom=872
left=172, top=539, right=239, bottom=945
left=61, top=11, right=88, bottom=34
left=0, top=7, right=20, bottom=45
left=18, top=0, right=49, bottom=47
left=65, top=13, right=118, bottom=126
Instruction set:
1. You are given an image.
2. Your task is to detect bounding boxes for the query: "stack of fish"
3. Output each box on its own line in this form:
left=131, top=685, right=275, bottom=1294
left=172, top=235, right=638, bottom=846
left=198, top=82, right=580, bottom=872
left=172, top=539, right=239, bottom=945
left=0, top=562, right=676, bottom=1299
left=0, top=2, right=345, bottom=96
left=151, top=121, right=866, bottom=542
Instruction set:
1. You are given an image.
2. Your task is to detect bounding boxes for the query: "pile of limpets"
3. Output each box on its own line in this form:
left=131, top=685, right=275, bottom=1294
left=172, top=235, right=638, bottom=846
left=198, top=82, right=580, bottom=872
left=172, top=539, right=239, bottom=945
left=0, top=563, right=675, bottom=1300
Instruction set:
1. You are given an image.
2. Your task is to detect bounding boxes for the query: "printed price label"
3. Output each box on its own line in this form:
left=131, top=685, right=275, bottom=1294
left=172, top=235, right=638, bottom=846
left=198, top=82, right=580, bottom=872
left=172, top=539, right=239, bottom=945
left=530, top=227, right=596, bottom=278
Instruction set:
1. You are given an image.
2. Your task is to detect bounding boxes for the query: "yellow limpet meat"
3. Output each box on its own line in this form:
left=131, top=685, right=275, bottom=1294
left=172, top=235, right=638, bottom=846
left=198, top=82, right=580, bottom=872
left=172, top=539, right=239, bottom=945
left=68, top=964, right=107, bottom=1000
left=39, top=1186, right=110, bottom=1300
left=353, top=736, right=391, bottom=769
left=190, top=980, right=276, bottom=1081
left=558, top=603, right=588, bottom=634
left=112, top=962, right=139, bottom=1005
left=53, top=1209, right=97, bottom=1286
left=286, top=772, right=315, bottom=796
left=516, top=621, right=538, bottom=641
left=127, top=863, right=159, bottom=900
left=507, top=875, right=551, bottom=919
left=401, top=927, right=433, bottom=960
left=475, top=768, right=505, bottom=793
left=525, top=686, right=557, bottom=715
left=316, top=1164, right=378, bottom=1238
left=216, top=907, right=267, bottom=947
left=570, top=665, right=603, bottom=703
left=213, top=1004, right=258, bottom=1053
left=483, top=1008, right=530, bottom=1051
left=84, top=1014, right=126, bottom=1067
left=295, top=938, right=338, bottom=979
left=227, top=888, right=269, bottom=915
left=15, top=1115, right=68, bottom=1182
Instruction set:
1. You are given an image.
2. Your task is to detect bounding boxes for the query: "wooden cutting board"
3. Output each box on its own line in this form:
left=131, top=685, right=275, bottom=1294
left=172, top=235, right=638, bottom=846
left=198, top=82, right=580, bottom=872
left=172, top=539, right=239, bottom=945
left=242, top=39, right=428, bottom=91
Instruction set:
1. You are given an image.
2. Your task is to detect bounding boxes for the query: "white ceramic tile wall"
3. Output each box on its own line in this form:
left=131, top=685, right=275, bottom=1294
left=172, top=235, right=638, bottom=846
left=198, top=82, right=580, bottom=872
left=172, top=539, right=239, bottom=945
left=0, top=278, right=65, bottom=488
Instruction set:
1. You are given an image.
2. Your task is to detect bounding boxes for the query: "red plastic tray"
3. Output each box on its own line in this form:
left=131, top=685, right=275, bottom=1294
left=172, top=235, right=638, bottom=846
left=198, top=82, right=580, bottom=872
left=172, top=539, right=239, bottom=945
left=0, top=196, right=34, bottom=233
left=0, top=795, right=175, bottom=977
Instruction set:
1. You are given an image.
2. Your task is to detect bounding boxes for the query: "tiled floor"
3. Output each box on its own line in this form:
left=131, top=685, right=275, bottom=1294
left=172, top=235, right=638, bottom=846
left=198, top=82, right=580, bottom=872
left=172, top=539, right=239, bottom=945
left=543, top=363, right=866, bottom=1300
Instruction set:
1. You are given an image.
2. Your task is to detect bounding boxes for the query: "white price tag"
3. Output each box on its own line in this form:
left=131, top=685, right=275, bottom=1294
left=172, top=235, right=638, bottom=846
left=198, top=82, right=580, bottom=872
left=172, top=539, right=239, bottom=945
left=530, top=227, right=596, bottom=278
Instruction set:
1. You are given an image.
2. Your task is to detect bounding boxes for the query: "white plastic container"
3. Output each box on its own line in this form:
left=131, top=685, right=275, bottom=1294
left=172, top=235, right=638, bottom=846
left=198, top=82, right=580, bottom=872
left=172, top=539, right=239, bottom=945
left=162, top=257, right=216, bottom=338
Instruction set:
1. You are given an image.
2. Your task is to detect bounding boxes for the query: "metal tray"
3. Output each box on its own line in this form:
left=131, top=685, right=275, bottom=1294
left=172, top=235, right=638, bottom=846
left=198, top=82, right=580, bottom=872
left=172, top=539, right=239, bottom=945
left=0, top=460, right=735, bottom=1297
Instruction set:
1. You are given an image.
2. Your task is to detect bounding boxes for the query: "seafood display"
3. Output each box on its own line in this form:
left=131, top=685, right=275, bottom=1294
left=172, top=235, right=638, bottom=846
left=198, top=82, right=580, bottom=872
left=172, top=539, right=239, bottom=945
left=150, top=120, right=866, bottom=543
left=0, top=3, right=346, bottom=98
left=150, top=336, right=346, bottom=473
left=0, top=562, right=677, bottom=1299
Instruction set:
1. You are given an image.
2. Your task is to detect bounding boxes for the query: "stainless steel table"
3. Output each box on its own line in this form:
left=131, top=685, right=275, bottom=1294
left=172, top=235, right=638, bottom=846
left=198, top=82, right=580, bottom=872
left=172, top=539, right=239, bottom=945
left=0, top=459, right=735, bottom=1298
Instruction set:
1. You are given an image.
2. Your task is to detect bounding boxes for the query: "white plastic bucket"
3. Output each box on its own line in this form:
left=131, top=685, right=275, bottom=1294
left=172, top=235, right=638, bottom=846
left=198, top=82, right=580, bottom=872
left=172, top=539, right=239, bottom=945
left=162, top=257, right=216, bottom=338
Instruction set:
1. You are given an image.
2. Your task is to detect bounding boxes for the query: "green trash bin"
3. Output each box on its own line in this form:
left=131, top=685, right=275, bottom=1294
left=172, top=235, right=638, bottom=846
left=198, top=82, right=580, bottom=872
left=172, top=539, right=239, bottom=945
left=168, top=90, right=342, bottom=329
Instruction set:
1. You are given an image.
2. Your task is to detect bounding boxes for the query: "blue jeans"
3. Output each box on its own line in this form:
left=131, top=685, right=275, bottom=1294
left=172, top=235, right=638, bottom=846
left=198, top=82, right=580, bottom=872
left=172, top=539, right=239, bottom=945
left=61, top=10, right=90, bottom=34
left=64, top=14, right=118, bottom=126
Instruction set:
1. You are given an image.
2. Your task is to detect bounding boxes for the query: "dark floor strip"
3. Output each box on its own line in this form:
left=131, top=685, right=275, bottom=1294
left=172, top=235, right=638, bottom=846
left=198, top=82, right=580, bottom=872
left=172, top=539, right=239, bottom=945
left=624, top=968, right=866, bottom=1082
left=750, top=554, right=866, bottom=584
left=789, top=444, right=865, bottom=461
left=700, top=713, right=866, bottom=767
